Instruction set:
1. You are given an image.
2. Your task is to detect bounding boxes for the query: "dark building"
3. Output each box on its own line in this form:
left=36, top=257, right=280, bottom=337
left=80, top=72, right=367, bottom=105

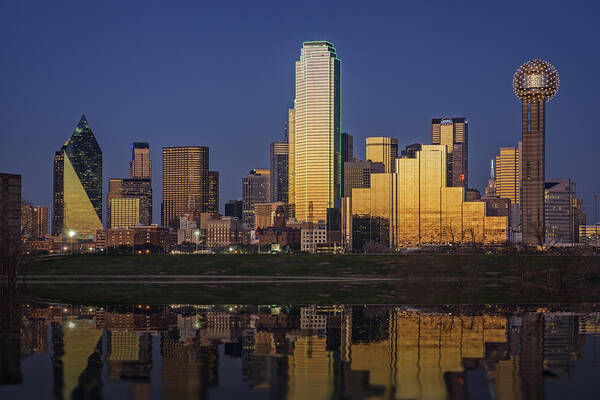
left=0, top=173, right=21, bottom=243
left=21, top=204, right=48, bottom=239
left=400, top=143, right=422, bottom=159
left=513, top=60, right=559, bottom=245
left=343, top=161, right=385, bottom=198
left=341, top=132, right=354, bottom=196
left=466, top=188, right=481, bottom=202
left=242, top=169, right=270, bottom=229
left=431, top=116, right=468, bottom=188
left=483, top=197, right=511, bottom=217
left=107, top=178, right=152, bottom=228
left=208, top=171, right=219, bottom=214
left=269, top=141, right=288, bottom=203
left=52, top=115, right=103, bottom=239
left=545, top=178, right=573, bottom=244
left=225, top=200, right=243, bottom=221
left=256, top=206, right=300, bottom=248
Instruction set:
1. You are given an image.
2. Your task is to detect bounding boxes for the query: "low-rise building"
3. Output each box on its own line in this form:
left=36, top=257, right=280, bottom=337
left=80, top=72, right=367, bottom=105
left=301, top=222, right=327, bottom=253
left=579, top=224, right=600, bottom=246
left=206, top=217, right=243, bottom=248
left=96, top=225, right=173, bottom=252
left=255, top=205, right=300, bottom=248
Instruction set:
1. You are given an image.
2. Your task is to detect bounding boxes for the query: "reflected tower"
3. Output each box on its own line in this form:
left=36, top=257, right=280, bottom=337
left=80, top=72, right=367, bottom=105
left=513, top=60, right=559, bottom=245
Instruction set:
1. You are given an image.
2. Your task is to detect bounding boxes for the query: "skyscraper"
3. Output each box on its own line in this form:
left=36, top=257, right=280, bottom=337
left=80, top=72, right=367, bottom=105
left=225, top=199, right=243, bottom=221
left=513, top=59, right=559, bottom=245
left=365, top=137, right=398, bottom=173
left=341, top=132, right=354, bottom=164
left=431, top=117, right=468, bottom=188
left=242, top=169, right=270, bottom=228
left=545, top=178, right=573, bottom=244
left=162, top=146, right=209, bottom=229
left=21, top=204, right=48, bottom=239
left=130, top=142, right=151, bottom=180
left=495, top=144, right=521, bottom=205
left=343, top=160, right=385, bottom=198
left=107, top=178, right=152, bottom=228
left=270, top=141, right=288, bottom=203
left=293, top=41, right=341, bottom=223
left=109, top=197, right=140, bottom=228
left=287, top=108, right=296, bottom=213
left=208, top=171, right=219, bottom=214
left=52, top=115, right=103, bottom=239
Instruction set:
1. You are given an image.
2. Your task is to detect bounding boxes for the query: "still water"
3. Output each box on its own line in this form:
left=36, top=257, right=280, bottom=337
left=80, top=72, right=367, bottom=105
left=2, top=303, right=600, bottom=399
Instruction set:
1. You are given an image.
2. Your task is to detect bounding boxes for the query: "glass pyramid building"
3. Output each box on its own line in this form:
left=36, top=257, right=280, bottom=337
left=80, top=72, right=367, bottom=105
left=52, top=115, right=103, bottom=239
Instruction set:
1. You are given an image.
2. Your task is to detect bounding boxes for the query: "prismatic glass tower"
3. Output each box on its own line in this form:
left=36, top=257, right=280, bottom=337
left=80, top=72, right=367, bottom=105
left=513, top=59, right=559, bottom=245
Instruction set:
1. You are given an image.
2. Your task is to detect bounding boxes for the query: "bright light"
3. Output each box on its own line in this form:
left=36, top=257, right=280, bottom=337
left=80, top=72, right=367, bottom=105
left=67, top=321, right=76, bottom=329
left=68, top=230, right=76, bottom=238
left=63, top=308, right=68, bottom=312
left=63, top=247, right=68, bottom=251
left=194, top=230, right=200, bottom=236
left=193, top=321, right=201, bottom=329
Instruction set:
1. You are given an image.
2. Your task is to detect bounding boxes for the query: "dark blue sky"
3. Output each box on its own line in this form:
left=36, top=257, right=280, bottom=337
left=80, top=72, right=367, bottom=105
left=1, top=0, right=599, bottom=224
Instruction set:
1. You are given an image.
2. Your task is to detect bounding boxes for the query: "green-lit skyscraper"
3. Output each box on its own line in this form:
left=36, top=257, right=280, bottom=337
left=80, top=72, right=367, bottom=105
left=52, top=115, right=103, bottom=239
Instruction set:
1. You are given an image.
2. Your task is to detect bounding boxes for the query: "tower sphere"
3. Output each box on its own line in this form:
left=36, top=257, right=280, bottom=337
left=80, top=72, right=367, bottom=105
left=513, top=59, right=559, bottom=103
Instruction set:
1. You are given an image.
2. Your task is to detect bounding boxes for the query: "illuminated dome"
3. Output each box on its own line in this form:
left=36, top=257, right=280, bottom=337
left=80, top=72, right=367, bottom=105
left=513, top=59, right=559, bottom=103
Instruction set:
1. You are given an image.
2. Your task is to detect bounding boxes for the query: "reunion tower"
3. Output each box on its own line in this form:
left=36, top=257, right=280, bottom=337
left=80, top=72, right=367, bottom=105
left=513, top=59, right=559, bottom=245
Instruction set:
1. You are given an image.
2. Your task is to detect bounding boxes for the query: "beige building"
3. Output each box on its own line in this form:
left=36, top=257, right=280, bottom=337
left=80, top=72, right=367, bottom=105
left=495, top=144, right=521, bottom=205
left=288, top=108, right=296, bottom=212
left=352, top=145, right=508, bottom=247
left=206, top=217, right=243, bottom=248
left=254, top=202, right=286, bottom=229
left=301, top=222, right=328, bottom=253
left=130, top=142, right=151, bottom=180
left=365, top=137, right=398, bottom=173
left=109, top=197, right=140, bottom=228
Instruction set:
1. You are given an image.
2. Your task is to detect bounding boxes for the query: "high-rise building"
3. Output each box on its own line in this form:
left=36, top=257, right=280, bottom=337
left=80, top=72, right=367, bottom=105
left=107, top=178, right=152, bottom=228
left=242, top=169, right=270, bottom=228
left=21, top=204, right=48, bottom=239
left=341, top=132, right=354, bottom=197
left=270, top=141, right=289, bottom=203
left=485, top=159, right=497, bottom=197
left=162, top=146, right=209, bottom=229
left=365, top=137, right=398, bottom=173
left=513, top=59, right=559, bottom=245
left=293, top=41, right=341, bottom=223
left=288, top=108, right=296, bottom=212
left=0, top=173, right=21, bottom=242
left=109, top=197, right=140, bottom=228
left=431, top=117, right=468, bottom=188
left=544, top=178, right=573, bottom=244
left=130, top=142, right=151, bottom=180
left=400, top=143, right=422, bottom=159
left=352, top=145, right=508, bottom=247
left=208, top=171, right=219, bottom=214
left=343, top=160, right=385, bottom=198
left=495, top=144, right=521, bottom=205
left=225, top=199, right=243, bottom=221
left=52, top=115, right=103, bottom=239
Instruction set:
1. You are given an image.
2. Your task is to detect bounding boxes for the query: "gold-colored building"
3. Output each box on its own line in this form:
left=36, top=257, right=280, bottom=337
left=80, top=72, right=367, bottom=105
left=130, top=142, right=151, bottom=180
left=293, top=41, right=341, bottom=223
left=495, top=144, right=521, bottom=205
left=288, top=107, right=296, bottom=213
left=352, top=145, right=508, bottom=247
left=109, top=197, right=140, bottom=228
left=365, top=137, right=398, bottom=173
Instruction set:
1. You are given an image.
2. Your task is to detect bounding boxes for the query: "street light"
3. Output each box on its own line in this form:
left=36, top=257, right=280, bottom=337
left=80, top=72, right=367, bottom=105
left=68, top=230, right=76, bottom=254
left=194, top=230, right=200, bottom=253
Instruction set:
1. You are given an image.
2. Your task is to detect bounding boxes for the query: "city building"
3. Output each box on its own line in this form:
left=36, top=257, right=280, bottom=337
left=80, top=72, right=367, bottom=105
left=301, top=221, right=328, bottom=253
left=109, top=197, right=140, bottom=228
left=255, top=206, right=300, bottom=248
left=513, top=59, right=559, bottom=245
left=352, top=145, right=508, bottom=247
left=293, top=41, right=341, bottom=223
left=254, top=202, right=286, bottom=229
left=343, top=160, right=385, bottom=198
left=0, top=173, right=21, bottom=243
left=21, top=204, right=48, bottom=239
left=287, top=107, right=296, bottom=213
left=341, top=132, right=354, bottom=197
left=485, top=159, right=497, bottom=197
left=400, top=143, right=422, bottom=159
left=431, top=117, right=468, bottom=188
left=579, top=224, right=600, bottom=246
left=270, top=141, right=288, bottom=203
left=341, top=197, right=352, bottom=252
left=365, top=137, right=398, bottom=173
left=225, top=199, right=243, bottom=221
left=572, top=197, right=586, bottom=243
left=208, top=171, right=219, bottom=214
left=130, top=142, right=151, bottom=180
left=162, top=146, right=209, bottom=229
left=52, top=115, right=103, bottom=239
left=242, top=169, right=270, bottom=229
left=206, top=217, right=244, bottom=248
left=466, top=189, right=481, bottom=202
left=495, top=144, right=521, bottom=205
left=176, top=214, right=202, bottom=246
left=96, top=225, right=173, bottom=252
left=545, top=178, right=574, bottom=244
left=107, top=178, right=152, bottom=228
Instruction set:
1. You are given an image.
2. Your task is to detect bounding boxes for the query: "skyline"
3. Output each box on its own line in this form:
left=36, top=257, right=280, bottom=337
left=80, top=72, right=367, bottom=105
left=1, top=1, right=600, bottom=223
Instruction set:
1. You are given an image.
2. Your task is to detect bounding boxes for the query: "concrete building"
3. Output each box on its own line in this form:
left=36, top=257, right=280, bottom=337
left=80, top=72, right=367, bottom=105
left=544, top=178, right=573, bottom=244
left=109, top=197, right=140, bottom=228
left=130, top=142, right=151, bottom=180
left=107, top=178, right=152, bottom=228
left=206, top=217, right=244, bottom=248
left=343, top=160, right=385, bottom=198
left=431, top=116, right=468, bottom=188
left=579, top=224, right=600, bottom=246
left=301, top=221, right=327, bottom=253
left=96, top=225, right=173, bottom=252
left=242, top=169, right=270, bottom=229
left=365, top=137, right=398, bottom=173
left=254, top=202, right=286, bottom=229
left=495, top=144, right=521, bottom=205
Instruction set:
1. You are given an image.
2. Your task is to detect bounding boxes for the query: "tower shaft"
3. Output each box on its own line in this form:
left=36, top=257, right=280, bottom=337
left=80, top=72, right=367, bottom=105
left=521, top=101, right=545, bottom=245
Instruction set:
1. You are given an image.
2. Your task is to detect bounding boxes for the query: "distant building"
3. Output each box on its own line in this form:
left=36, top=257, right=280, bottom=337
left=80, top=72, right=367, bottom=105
left=495, top=144, right=521, bottom=205
left=225, top=199, right=243, bottom=221
left=208, top=171, right=219, bottom=214
left=176, top=214, right=202, bottom=245
left=341, top=197, right=352, bottom=252
left=242, top=169, right=270, bottom=229
left=301, top=221, right=327, bottom=253
left=96, top=225, right=173, bottom=252
left=579, top=224, right=600, bottom=246
left=341, top=132, right=354, bottom=196
left=107, top=178, right=152, bottom=228
left=466, top=189, right=481, bottom=202
left=254, top=202, right=287, bottom=229
left=21, top=204, right=48, bottom=239
left=545, top=179, right=574, bottom=244
left=572, top=197, right=586, bottom=243
left=256, top=206, right=300, bottom=248
left=130, top=142, right=151, bottom=180
left=52, top=115, right=103, bottom=239
left=485, top=159, right=497, bottom=197
left=270, top=141, right=288, bottom=203
left=343, top=160, right=385, bottom=198
left=206, top=217, right=244, bottom=248
left=0, top=173, right=21, bottom=242
left=109, top=197, right=140, bottom=228
left=287, top=108, right=296, bottom=213
left=431, top=116, right=468, bottom=188
left=365, top=137, right=398, bottom=173
left=400, top=143, right=422, bottom=159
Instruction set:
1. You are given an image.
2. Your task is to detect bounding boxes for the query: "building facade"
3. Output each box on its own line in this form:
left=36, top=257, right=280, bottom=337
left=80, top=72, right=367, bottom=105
left=495, top=144, right=521, bottom=205
left=242, top=169, right=270, bottom=229
left=0, top=173, right=21, bottom=243
left=52, top=115, right=103, bottom=239
left=544, top=178, right=573, bottom=244
left=130, top=142, right=151, bottom=180
left=96, top=225, right=172, bottom=252
left=162, top=146, right=209, bottom=229
left=301, top=222, right=328, bottom=253
left=293, top=41, right=341, bottom=223
left=206, top=217, right=244, bottom=248
left=225, top=200, right=243, bottom=221
left=208, top=171, right=219, bottom=214
left=287, top=108, right=296, bottom=213
left=107, top=178, right=152, bottom=228
left=343, top=160, right=385, bottom=198
left=431, top=117, right=468, bottom=188
left=352, top=145, right=508, bottom=247
left=21, top=204, right=48, bottom=239
left=365, top=137, right=398, bottom=173
left=270, top=141, right=289, bottom=203
left=109, top=197, right=140, bottom=228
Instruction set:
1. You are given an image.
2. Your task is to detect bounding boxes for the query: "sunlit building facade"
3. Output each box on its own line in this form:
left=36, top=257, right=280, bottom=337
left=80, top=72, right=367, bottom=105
left=52, top=115, right=103, bottom=239
left=107, top=178, right=152, bottom=228
left=431, top=117, right=468, bottom=188
left=293, top=41, right=341, bottom=223
left=109, top=197, right=140, bottom=228
left=495, top=144, right=521, bottom=205
left=287, top=108, right=296, bottom=213
left=365, top=137, right=398, bottom=173
left=130, top=142, right=151, bottom=180
left=352, top=145, right=508, bottom=247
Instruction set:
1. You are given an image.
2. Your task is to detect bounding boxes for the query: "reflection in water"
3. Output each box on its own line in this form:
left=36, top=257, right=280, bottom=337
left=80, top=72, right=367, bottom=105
left=1, top=303, right=600, bottom=399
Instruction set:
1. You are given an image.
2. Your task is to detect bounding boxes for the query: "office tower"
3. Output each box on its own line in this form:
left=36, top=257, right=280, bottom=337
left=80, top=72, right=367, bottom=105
left=343, top=160, right=385, bottom=198
left=400, top=143, right=422, bottom=159
left=365, top=137, right=398, bottom=173
left=431, top=116, right=468, bottom=188
left=130, top=142, right=151, bottom=180
left=485, top=159, right=497, bottom=197
left=242, top=169, right=270, bottom=228
left=162, top=146, right=209, bottom=229
left=107, top=178, right=152, bottom=228
left=20, top=204, right=48, bottom=239
left=225, top=199, right=243, bottom=221
left=52, top=115, right=103, bottom=239
left=270, top=141, right=289, bottom=203
left=288, top=108, right=296, bottom=211
left=0, top=173, right=21, bottom=242
left=208, top=171, right=219, bottom=213
left=545, top=178, right=573, bottom=244
left=293, top=41, right=341, bottom=223
left=495, top=144, right=521, bottom=205
left=340, top=132, right=354, bottom=197
left=352, top=145, right=508, bottom=247
left=513, top=59, right=559, bottom=245
left=254, top=202, right=286, bottom=229
left=110, top=197, right=140, bottom=228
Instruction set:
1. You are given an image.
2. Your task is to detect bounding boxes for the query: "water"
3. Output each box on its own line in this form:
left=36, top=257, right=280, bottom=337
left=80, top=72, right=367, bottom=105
left=2, top=303, right=600, bottom=399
